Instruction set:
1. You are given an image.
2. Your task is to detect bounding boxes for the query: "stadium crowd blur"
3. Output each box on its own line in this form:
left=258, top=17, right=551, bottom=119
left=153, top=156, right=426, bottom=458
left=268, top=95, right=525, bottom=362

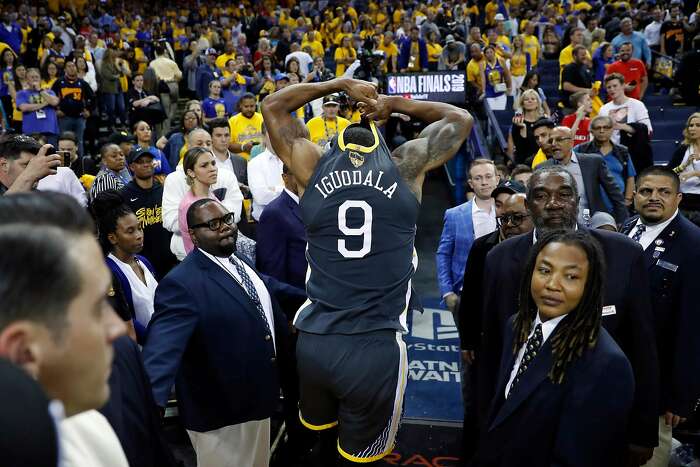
left=1, top=0, right=700, bottom=466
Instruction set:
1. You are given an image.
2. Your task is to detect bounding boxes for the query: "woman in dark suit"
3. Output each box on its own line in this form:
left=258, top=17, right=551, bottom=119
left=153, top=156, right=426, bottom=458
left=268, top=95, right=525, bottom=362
left=473, top=230, right=635, bottom=467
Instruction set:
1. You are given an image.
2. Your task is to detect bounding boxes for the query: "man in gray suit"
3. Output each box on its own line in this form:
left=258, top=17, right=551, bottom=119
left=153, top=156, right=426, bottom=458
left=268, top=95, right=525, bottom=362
left=541, top=126, right=628, bottom=224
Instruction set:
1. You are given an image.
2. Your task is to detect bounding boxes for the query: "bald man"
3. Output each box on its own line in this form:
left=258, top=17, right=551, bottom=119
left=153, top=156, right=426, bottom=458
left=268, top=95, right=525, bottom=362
left=538, top=126, right=628, bottom=224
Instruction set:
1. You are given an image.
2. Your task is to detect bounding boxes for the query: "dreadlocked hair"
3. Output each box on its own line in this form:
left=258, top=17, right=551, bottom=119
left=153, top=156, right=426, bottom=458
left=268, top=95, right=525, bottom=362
left=90, top=190, right=134, bottom=255
left=513, top=230, right=606, bottom=385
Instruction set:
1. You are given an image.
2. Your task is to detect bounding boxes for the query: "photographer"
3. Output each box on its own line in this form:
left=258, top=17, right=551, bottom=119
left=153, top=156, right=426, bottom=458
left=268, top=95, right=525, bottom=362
left=304, top=56, right=335, bottom=117
left=0, top=134, right=62, bottom=195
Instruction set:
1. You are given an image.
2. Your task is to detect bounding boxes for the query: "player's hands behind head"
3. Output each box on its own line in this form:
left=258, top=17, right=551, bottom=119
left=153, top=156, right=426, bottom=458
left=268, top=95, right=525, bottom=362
left=363, top=95, right=392, bottom=122
left=340, top=78, right=378, bottom=107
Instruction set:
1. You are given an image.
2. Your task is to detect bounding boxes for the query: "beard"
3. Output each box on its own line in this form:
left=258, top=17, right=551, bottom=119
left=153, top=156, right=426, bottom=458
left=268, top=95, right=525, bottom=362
left=533, top=211, right=578, bottom=235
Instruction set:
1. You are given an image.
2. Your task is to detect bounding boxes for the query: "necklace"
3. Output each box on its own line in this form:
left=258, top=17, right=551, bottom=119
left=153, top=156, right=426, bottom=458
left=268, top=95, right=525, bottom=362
left=323, top=116, right=338, bottom=145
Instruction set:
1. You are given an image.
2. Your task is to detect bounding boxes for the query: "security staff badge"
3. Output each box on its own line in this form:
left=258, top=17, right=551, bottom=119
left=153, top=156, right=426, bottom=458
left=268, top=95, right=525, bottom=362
left=348, top=150, right=365, bottom=168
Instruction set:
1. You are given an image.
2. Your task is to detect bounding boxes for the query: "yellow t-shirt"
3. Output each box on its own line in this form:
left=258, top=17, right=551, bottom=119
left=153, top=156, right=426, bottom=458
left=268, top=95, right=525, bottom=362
left=334, top=46, right=356, bottom=76
left=306, top=116, right=351, bottom=147
left=531, top=149, right=547, bottom=168
left=302, top=40, right=325, bottom=59
left=228, top=112, right=264, bottom=160
left=134, top=48, right=148, bottom=74
left=467, top=57, right=485, bottom=91
left=510, top=51, right=529, bottom=77
left=378, top=42, right=399, bottom=72
left=41, top=78, right=57, bottom=90
left=427, top=43, right=443, bottom=63
left=216, top=52, right=236, bottom=71
left=484, top=1, right=499, bottom=26
left=523, top=34, right=541, bottom=67
left=173, top=27, right=187, bottom=51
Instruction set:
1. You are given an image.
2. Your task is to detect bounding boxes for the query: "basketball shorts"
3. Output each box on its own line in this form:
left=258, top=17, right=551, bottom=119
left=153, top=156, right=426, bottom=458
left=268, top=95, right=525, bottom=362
left=296, top=329, right=408, bottom=463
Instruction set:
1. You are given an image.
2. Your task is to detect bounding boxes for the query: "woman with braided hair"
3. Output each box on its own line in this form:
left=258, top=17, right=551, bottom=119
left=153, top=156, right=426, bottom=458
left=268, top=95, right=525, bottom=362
left=473, top=230, right=635, bottom=467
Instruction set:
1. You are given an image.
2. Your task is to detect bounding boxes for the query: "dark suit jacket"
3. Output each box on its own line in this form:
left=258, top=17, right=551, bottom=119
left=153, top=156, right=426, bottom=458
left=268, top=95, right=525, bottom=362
left=142, top=248, right=305, bottom=432
left=473, top=317, right=634, bottom=467
left=458, top=229, right=501, bottom=351
left=256, top=190, right=308, bottom=292
left=621, top=214, right=700, bottom=417
left=540, top=153, right=628, bottom=224
left=477, top=228, right=660, bottom=447
left=100, top=336, right=177, bottom=467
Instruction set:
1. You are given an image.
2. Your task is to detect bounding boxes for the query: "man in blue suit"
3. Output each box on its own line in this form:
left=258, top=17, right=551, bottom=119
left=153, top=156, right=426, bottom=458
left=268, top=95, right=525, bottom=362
left=436, top=159, right=500, bottom=312
left=398, top=26, right=429, bottom=72
left=621, top=166, right=700, bottom=467
left=143, top=199, right=305, bottom=467
left=257, top=164, right=307, bottom=291
left=476, top=166, right=660, bottom=466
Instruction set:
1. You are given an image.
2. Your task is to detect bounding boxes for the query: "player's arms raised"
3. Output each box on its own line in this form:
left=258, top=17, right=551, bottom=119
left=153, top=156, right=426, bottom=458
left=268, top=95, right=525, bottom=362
left=366, top=95, right=473, bottom=201
left=261, top=77, right=378, bottom=188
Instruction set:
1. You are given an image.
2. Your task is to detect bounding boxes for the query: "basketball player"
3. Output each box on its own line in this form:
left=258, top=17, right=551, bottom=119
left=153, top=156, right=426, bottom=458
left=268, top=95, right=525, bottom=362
left=261, top=78, right=473, bottom=465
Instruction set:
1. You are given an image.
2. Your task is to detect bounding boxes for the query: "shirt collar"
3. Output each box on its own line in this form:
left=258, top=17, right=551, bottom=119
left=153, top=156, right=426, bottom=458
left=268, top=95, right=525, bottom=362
left=635, top=209, right=679, bottom=230
left=472, top=198, right=494, bottom=215
left=534, top=311, right=568, bottom=344
left=284, top=188, right=299, bottom=204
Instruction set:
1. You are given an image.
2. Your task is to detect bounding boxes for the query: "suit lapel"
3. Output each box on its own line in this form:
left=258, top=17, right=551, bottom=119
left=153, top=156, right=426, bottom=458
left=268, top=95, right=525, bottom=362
left=644, top=216, right=681, bottom=270
left=577, top=155, right=596, bottom=206
left=285, top=191, right=303, bottom=224
left=489, top=338, right=555, bottom=431
left=194, top=249, right=264, bottom=323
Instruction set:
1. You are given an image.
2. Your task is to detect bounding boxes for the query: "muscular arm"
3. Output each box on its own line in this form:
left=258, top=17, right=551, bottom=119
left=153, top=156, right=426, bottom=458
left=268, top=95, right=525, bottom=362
left=261, top=77, right=377, bottom=188
left=375, top=96, right=473, bottom=200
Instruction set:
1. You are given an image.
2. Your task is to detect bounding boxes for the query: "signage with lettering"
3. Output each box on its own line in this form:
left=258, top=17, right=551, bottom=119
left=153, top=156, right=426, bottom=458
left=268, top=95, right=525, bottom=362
left=386, top=72, right=466, bottom=104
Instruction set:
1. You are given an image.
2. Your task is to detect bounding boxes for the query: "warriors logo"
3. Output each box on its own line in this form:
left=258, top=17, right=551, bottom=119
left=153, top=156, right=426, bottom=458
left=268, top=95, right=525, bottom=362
left=348, top=151, right=365, bottom=168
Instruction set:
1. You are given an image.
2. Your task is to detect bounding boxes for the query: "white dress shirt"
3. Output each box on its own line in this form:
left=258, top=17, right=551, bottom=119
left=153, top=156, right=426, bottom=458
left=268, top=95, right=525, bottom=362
left=162, top=165, right=243, bottom=260
left=36, top=167, right=87, bottom=207
left=505, top=312, right=568, bottom=398
left=60, top=410, right=129, bottom=467
left=471, top=198, right=497, bottom=239
left=108, top=253, right=158, bottom=327
left=247, top=149, right=284, bottom=221
left=199, top=249, right=276, bottom=348
left=644, top=21, right=662, bottom=47
left=627, top=209, right=679, bottom=251
left=284, top=187, right=300, bottom=204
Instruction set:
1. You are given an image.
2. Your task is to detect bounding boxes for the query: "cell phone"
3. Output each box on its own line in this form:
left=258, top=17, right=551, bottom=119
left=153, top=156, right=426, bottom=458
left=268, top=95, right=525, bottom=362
left=57, top=150, right=71, bottom=167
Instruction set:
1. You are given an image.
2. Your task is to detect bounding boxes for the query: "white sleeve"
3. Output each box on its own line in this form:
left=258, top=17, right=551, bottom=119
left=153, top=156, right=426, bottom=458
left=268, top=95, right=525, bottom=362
left=597, top=103, right=609, bottom=117
left=63, top=169, right=88, bottom=207
left=217, top=169, right=244, bottom=223
left=248, top=159, right=283, bottom=208
left=162, top=170, right=187, bottom=233
left=632, top=99, right=653, bottom=134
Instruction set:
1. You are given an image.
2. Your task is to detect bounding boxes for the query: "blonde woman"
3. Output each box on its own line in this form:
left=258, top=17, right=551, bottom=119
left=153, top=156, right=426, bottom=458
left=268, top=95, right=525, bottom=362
left=507, top=89, right=545, bottom=165
left=178, top=147, right=219, bottom=255
left=670, top=112, right=700, bottom=225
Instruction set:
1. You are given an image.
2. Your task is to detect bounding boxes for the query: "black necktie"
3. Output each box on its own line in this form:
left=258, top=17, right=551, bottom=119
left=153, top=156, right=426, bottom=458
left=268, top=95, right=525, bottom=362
left=508, top=324, right=543, bottom=398
left=631, top=224, right=646, bottom=243
left=229, top=256, right=271, bottom=334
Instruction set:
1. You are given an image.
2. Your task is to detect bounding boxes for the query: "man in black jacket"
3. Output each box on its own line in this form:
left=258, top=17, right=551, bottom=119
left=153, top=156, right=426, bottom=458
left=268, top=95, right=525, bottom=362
left=52, top=59, right=94, bottom=157
left=475, top=166, right=660, bottom=466
left=120, top=148, right=178, bottom=279
left=458, top=185, right=533, bottom=459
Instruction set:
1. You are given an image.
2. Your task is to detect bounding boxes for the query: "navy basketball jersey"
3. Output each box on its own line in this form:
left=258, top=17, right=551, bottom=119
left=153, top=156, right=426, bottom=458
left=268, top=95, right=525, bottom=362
left=295, top=121, right=420, bottom=335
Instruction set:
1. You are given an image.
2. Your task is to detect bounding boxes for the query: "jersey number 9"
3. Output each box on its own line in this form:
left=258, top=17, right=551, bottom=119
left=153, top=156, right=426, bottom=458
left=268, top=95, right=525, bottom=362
left=337, top=200, right=373, bottom=258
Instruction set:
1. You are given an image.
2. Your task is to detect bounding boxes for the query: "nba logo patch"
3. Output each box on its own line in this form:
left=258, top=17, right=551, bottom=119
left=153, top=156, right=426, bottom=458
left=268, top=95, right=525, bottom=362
left=349, top=151, right=365, bottom=168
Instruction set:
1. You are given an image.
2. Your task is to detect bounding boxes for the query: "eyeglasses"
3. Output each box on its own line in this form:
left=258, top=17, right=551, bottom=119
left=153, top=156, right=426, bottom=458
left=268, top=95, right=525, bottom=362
left=497, top=213, right=530, bottom=226
left=190, top=212, right=235, bottom=231
left=591, top=125, right=612, bottom=131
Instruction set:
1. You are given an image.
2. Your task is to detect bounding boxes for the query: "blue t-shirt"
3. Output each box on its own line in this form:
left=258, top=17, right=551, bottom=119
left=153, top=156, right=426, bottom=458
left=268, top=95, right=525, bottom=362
left=600, top=152, right=636, bottom=212
left=15, top=89, right=60, bottom=135
left=0, top=67, right=13, bottom=97
left=202, top=96, right=228, bottom=118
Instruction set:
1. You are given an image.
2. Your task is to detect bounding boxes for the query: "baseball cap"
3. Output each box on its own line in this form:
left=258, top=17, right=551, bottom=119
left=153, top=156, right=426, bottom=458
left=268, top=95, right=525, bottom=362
left=275, top=72, right=289, bottom=82
left=107, top=132, right=136, bottom=145
left=445, top=34, right=455, bottom=44
left=323, top=94, right=340, bottom=106
left=494, top=13, right=505, bottom=21
left=206, top=47, right=218, bottom=56
left=127, top=148, right=156, bottom=165
left=491, top=179, right=526, bottom=198
left=590, top=212, right=617, bottom=230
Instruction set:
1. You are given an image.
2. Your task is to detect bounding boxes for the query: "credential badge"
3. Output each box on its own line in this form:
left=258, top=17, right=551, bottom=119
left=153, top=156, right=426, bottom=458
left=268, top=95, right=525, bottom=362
left=348, top=150, right=365, bottom=168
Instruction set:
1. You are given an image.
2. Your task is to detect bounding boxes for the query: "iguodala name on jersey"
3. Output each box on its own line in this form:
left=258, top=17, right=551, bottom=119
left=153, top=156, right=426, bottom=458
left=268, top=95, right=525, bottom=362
left=313, top=169, right=398, bottom=200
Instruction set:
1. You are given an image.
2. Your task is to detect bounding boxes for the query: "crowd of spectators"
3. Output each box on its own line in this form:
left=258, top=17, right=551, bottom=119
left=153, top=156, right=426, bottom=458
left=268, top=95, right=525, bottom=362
left=1, top=0, right=700, bottom=466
